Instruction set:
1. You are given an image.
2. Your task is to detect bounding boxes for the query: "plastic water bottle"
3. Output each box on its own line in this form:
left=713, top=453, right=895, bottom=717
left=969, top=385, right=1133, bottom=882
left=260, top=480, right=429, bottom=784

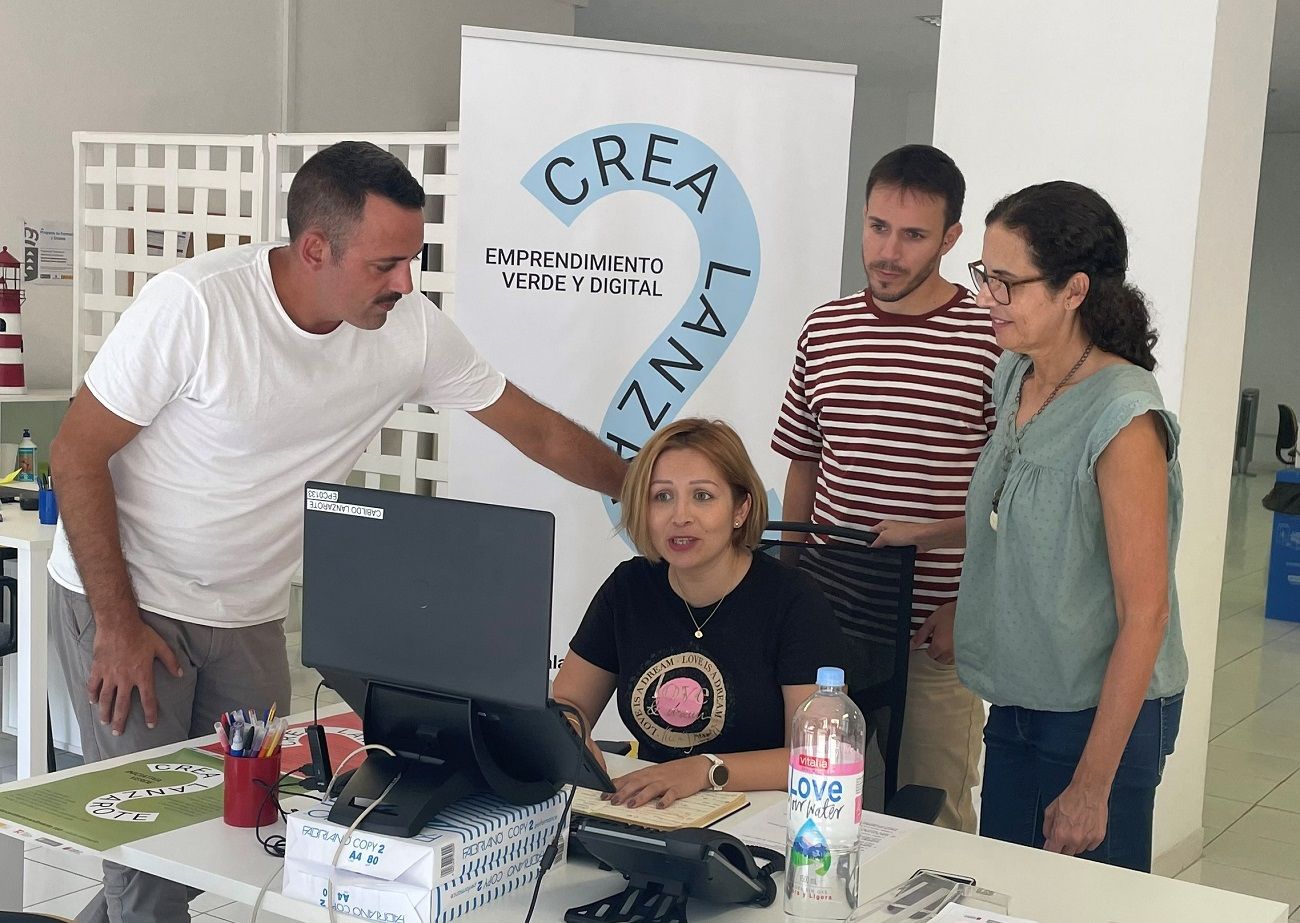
left=16, top=429, right=36, bottom=483
left=785, top=666, right=866, bottom=920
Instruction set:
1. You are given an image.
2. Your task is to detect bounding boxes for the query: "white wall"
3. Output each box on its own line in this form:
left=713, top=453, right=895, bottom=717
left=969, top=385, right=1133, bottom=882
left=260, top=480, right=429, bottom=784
left=291, top=0, right=576, bottom=132
left=0, top=3, right=284, bottom=390
left=1239, top=132, right=1300, bottom=437
left=933, top=0, right=1276, bottom=872
left=0, top=1, right=577, bottom=392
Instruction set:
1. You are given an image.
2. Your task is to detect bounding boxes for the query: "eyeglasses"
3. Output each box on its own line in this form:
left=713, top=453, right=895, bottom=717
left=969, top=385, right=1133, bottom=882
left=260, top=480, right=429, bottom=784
left=968, top=261, right=1046, bottom=306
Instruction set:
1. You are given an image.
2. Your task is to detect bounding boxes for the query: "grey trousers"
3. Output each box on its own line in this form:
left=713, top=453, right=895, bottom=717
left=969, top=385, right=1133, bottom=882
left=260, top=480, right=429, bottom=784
left=51, top=583, right=292, bottom=923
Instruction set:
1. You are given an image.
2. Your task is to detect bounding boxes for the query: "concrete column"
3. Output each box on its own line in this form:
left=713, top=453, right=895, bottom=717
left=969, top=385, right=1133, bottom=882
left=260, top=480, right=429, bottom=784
left=931, top=0, right=1276, bottom=873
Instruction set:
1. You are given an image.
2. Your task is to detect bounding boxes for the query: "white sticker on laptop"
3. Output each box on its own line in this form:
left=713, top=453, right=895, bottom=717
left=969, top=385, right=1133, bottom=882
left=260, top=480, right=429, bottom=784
left=306, top=498, right=384, bottom=519
left=306, top=488, right=338, bottom=502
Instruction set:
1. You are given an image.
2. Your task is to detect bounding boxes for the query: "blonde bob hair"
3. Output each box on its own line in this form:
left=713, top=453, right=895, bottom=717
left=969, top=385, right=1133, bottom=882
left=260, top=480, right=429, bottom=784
left=619, top=418, right=768, bottom=561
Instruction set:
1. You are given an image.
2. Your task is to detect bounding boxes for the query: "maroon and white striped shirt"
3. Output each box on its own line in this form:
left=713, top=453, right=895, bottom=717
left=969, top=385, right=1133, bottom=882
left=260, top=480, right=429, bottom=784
left=771, top=285, right=1000, bottom=632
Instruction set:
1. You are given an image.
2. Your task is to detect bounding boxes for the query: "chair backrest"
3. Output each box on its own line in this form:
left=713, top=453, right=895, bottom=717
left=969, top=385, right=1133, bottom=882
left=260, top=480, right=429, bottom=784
left=757, top=521, right=916, bottom=805
left=1279, top=404, right=1298, bottom=465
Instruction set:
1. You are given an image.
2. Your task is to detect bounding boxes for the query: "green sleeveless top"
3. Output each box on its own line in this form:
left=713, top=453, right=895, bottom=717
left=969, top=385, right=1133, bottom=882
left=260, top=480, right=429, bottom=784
left=955, top=352, right=1188, bottom=711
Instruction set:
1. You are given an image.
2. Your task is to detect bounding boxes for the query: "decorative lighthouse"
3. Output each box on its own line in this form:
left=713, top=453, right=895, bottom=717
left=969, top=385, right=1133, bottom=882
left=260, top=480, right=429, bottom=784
left=0, top=247, right=26, bottom=395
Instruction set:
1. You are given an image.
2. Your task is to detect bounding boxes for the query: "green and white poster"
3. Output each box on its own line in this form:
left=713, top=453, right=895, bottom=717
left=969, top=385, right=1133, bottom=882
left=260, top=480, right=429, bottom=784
left=0, top=748, right=225, bottom=851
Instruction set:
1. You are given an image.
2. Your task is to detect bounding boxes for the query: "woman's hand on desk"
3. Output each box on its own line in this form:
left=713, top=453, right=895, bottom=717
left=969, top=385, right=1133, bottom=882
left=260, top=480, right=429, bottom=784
left=88, top=614, right=183, bottom=735
left=606, top=756, right=710, bottom=809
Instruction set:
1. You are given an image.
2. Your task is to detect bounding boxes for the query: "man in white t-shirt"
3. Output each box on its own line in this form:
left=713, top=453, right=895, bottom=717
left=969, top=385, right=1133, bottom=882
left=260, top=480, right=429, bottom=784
left=47, top=142, right=626, bottom=923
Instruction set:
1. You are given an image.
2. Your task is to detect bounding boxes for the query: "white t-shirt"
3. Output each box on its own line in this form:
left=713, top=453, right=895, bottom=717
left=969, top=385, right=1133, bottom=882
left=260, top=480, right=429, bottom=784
left=48, top=243, right=506, bottom=628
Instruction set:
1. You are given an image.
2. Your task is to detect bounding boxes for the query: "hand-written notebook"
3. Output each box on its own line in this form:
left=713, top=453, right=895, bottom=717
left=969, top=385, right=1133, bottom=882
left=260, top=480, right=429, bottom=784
left=572, top=786, right=749, bottom=830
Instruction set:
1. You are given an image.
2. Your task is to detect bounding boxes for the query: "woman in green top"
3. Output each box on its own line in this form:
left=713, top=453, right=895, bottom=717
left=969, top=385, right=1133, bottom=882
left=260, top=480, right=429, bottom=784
left=958, top=181, right=1187, bottom=872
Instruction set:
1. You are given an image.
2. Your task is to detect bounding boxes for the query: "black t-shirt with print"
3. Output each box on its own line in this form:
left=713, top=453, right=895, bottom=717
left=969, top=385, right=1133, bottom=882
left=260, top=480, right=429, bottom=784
left=569, top=552, right=845, bottom=764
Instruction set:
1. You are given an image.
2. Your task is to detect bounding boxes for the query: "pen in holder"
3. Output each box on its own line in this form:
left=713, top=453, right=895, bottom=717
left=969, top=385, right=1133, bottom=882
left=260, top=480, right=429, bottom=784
left=37, top=482, right=58, bottom=525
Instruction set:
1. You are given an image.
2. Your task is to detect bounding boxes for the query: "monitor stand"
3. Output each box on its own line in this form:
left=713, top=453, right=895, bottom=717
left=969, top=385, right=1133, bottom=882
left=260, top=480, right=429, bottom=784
left=326, top=682, right=564, bottom=837
left=327, top=748, right=483, bottom=837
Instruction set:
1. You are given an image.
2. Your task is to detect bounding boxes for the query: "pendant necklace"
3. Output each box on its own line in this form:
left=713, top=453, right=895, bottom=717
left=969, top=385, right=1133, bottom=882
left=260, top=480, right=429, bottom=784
left=989, top=342, right=1094, bottom=532
left=670, top=572, right=728, bottom=639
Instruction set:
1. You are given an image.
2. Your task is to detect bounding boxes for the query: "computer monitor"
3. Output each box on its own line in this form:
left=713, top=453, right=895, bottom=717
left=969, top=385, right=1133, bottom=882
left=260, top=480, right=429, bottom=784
left=301, top=482, right=613, bottom=836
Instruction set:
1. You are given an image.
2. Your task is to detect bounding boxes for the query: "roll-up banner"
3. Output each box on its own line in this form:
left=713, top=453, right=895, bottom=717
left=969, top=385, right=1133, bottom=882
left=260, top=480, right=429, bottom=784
left=452, top=27, right=855, bottom=728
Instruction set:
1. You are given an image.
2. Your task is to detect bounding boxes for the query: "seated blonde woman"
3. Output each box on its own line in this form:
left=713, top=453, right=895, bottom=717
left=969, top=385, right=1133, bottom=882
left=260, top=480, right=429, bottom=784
left=553, top=418, right=844, bottom=809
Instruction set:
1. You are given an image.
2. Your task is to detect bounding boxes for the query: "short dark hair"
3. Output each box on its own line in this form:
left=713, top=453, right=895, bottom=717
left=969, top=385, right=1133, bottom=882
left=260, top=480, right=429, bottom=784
left=865, top=144, right=965, bottom=229
left=986, top=181, right=1158, bottom=371
left=286, top=141, right=426, bottom=254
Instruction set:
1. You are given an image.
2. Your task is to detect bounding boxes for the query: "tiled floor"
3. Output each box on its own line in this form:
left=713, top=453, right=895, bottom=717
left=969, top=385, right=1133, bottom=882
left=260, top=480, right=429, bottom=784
left=1176, top=456, right=1300, bottom=917
left=5, top=456, right=1298, bottom=919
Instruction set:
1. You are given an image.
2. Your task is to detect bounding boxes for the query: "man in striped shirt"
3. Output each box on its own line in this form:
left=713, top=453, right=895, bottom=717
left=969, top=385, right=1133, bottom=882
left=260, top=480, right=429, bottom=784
left=771, top=145, right=999, bottom=831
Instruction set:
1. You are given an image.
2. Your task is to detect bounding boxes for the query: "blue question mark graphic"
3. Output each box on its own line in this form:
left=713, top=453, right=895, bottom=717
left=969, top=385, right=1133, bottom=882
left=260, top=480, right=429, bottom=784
left=522, top=124, right=769, bottom=529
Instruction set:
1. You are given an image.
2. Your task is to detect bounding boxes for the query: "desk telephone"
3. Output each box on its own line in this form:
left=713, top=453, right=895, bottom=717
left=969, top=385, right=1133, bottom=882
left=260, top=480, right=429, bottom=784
left=566, top=816, right=784, bottom=923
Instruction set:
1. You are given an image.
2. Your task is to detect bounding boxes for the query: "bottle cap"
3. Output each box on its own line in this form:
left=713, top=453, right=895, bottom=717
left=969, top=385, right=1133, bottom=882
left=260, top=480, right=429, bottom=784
left=816, top=666, right=845, bottom=687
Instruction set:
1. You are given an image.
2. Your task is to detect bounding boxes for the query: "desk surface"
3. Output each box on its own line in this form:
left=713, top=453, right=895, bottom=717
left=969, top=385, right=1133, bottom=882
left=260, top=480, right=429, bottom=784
left=0, top=502, right=56, bottom=548
left=0, top=712, right=1287, bottom=923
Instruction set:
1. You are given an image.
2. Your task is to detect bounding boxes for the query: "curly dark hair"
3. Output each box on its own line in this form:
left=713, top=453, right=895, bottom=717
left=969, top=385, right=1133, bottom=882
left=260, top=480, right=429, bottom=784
left=986, top=181, right=1158, bottom=371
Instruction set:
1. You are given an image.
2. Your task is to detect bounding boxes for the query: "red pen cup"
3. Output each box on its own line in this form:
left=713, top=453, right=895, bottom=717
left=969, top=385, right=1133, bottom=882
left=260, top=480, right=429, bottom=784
left=223, top=751, right=282, bottom=827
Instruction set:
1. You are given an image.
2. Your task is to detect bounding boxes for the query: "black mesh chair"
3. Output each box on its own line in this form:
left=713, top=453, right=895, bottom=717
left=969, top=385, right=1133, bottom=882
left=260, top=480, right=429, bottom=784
left=758, top=521, right=944, bottom=825
left=0, top=573, right=57, bottom=774
left=1278, top=404, right=1298, bottom=466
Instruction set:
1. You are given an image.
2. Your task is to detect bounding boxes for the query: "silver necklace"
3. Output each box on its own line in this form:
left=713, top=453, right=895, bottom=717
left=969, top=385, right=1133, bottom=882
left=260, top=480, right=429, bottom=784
left=669, top=573, right=728, bottom=639
left=990, top=342, right=1094, bottom=532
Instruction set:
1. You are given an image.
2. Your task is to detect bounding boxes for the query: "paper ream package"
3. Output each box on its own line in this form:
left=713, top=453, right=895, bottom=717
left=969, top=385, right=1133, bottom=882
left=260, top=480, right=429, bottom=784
left=283, top=820, right=564, bottom=923
left=286, top=790, right=566, bottom=889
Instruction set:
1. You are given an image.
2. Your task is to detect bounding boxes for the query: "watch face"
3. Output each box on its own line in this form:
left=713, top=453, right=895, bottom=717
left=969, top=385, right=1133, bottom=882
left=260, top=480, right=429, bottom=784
left=711, top=761, right=730, bottom=788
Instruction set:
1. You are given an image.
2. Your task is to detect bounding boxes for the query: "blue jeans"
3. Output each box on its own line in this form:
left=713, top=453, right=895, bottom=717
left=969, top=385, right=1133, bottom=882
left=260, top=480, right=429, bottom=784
left=979, top=694, right=1183, bottom=872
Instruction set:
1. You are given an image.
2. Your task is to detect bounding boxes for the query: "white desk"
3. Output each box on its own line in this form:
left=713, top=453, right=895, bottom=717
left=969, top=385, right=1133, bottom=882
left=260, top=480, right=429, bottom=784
left=0, top=733, right=1288, bottom=923
left=0, top=502, right=57, bottom=779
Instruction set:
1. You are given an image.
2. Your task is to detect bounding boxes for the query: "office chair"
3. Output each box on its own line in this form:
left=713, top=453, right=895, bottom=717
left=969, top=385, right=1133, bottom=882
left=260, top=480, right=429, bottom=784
left=758, top=521, right=944, bottom=825
left=1278, top=404, right=1298, bottom=466
left=0, top=575, right=58, bottom=774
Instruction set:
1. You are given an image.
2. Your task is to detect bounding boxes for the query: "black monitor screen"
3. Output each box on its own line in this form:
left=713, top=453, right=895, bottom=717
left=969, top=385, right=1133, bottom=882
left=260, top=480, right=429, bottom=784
left=300, top=482, right=554, bottom=711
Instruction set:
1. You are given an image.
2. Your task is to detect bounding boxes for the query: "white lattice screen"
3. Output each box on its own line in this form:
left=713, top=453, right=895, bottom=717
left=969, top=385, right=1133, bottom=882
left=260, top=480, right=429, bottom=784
left=72, top=131, right=462, bottom=497
left=267, top=133, right=460, bottom=495
left=72, top=133, right=264, bottom=384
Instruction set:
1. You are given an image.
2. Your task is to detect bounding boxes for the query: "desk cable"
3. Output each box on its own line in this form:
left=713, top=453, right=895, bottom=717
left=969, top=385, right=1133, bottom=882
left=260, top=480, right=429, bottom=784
left=323, top=743, right=402, bottom=923
left=522, top=702, right=586, bottom=923
left=290, top=681, right=334, bottom=792
left=246, top=776, right=298, bottom=923
left=249, top=681, right=336, bottom=861
left=245, top=742, right=400, bottom=923
left=252, top=770, right=302, bottom=858
left=246, top=681, right=337, bottom=923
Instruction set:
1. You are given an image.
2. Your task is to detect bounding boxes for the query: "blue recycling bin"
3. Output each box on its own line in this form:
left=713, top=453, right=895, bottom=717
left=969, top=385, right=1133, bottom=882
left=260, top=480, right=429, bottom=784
left=1266, top=468, right=1300, bottom=622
